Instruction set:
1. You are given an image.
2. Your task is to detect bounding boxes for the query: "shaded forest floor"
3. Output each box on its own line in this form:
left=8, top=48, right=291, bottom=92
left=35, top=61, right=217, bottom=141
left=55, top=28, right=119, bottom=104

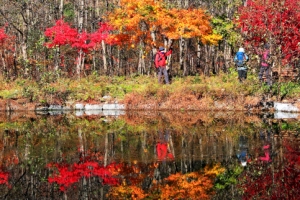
left=0, top=70, right=300, bottom=112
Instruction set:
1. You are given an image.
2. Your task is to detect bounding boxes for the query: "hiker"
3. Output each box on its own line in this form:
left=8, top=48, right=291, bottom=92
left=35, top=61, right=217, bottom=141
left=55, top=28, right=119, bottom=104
left=258, top=129, right=272, bottom=162
left=255, top=43, right=272, bottom=86
left=156, top=130, right=174, bottom=161
left=234, top=47, right=249, bottom=82
left=237, top=135, right=250, bottom=167
left=155, top=46, right=172, bottom=84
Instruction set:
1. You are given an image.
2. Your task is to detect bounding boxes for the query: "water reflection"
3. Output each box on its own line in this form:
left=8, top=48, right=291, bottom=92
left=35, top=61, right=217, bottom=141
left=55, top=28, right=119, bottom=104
left=0, top=111, right=299, bottom=199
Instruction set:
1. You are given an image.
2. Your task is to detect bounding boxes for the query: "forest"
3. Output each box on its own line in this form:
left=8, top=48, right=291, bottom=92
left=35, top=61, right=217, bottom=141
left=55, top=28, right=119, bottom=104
left=0, top=0, right=300, bottom=107
left=0, top=0, right=299, bottom=79
left=0, top=1, right=300, bottom=199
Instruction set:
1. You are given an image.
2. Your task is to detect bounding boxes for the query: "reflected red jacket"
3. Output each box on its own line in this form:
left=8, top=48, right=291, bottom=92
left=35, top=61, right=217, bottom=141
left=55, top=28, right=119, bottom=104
left=156, top=143, right=174, bottom=160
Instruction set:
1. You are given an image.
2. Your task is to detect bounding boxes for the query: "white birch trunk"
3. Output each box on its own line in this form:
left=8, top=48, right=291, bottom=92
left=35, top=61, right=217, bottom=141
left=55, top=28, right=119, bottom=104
left=102, top=40, right=108, bottom=71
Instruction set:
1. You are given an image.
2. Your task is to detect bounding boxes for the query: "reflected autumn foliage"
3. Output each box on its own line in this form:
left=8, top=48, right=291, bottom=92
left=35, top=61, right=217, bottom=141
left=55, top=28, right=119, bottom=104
left=238, top=139, right=300, bottom=200
left=107, top=162, right=225, bottom=199
left=159, top=164, right=225, bottom=200
left=47, top=160, right=120, bottom=191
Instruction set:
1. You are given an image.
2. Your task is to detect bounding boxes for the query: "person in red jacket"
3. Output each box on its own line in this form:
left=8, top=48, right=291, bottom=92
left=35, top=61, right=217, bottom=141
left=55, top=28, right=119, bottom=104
left=155, top=46, right=172, bottom=84
left=156, top=130, right=174, bottom=161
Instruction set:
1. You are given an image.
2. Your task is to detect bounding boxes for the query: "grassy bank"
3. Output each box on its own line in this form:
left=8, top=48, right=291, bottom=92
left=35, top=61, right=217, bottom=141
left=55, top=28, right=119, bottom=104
left=0, top=70, right=299, bottom=109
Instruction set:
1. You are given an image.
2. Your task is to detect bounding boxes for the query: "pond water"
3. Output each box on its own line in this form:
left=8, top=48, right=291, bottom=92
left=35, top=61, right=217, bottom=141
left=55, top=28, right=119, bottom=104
left=0, top=111, right=299, bottom=199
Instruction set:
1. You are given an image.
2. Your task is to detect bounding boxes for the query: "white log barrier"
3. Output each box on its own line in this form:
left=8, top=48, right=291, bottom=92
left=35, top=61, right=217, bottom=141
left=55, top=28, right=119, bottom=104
left=274, top=102, right=300, bottom=112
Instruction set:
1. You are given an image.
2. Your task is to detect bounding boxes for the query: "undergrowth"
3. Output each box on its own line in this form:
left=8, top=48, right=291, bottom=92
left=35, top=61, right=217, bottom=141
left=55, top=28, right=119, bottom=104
left=0, top=71, right=299, bottom=105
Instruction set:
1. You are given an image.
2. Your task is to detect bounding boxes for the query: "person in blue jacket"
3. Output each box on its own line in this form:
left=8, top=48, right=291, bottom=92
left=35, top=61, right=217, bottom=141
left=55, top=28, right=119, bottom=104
left=234, top=47, right=249, bottom=82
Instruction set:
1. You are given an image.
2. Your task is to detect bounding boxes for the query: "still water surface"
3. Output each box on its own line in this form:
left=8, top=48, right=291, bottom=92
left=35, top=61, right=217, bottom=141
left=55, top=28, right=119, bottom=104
left=0, top=111, right=299, bottom=199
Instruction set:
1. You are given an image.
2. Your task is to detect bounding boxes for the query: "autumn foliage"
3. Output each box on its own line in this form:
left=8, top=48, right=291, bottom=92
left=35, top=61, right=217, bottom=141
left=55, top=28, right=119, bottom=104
left=106, top=0, right=221, bottom=50
left=236, top=0, right=300, bottom=65
left=0, top=171, right=10, bottom=188
left=107, top=162, right=225, bottom=199
left=47, top=161, right=119, bottom=191
left=0, top=27, right=7, bottom=43
left=44, top=19, right=78, bottom=48
left=160, top=164, right=225, bottom=199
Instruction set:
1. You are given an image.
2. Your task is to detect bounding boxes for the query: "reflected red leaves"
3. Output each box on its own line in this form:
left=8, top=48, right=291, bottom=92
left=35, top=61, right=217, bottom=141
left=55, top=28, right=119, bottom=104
left=47, top=161, right=120, bottom=191
left=239, top=140, right=300, bottom=199
left=0, top=27, right=7, bottom=43
left=0, top=171, right=11, bottom=188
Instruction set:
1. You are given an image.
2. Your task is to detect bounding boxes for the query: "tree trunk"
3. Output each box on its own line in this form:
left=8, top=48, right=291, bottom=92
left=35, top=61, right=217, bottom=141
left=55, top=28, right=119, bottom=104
left=102, top=40, right=108, bottom=72
left=138, top=41, right=146, bottom=74
left=76, top=0, right=85, bottom=78
left=59, top=0, right=64, bottom=18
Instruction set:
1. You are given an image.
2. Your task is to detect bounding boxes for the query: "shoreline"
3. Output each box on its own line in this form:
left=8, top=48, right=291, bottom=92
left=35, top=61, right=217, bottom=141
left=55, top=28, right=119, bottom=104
left=0, top=98, right=299, bottom=113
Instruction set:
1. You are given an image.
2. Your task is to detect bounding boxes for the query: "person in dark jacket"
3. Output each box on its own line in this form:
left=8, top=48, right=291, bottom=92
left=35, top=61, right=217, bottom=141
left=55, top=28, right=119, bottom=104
left=155, top=46, right=172, bottom=84
left=255, top=43, right=272, bottom=86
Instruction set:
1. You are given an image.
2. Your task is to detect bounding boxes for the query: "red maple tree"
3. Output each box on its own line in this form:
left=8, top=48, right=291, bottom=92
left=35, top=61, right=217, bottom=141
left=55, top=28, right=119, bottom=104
left=90, top=22, right=113, bottom=45
left=44, top=19, right=78, bottom=48
left=236, top=0, right=300, bottom=65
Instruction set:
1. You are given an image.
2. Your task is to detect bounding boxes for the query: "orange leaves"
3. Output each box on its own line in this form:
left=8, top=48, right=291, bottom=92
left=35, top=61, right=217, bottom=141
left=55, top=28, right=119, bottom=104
left=160, top=8, right=222, bottom=44
left=106, top=0, right=221, bottom=49
left=106, top=0, right=161, bottom=48
left=161, top=8, right=209, bottom=39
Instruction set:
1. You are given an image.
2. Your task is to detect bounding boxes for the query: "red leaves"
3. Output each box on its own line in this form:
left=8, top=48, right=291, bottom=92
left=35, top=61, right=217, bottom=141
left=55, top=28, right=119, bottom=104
left=71, top=31, right=95, bottom=53
left=236, top=0, right=300, bottom=64
left=238, top=140, right=300, bottom=199
left=47, top=161, right=119, bottom=191
left=44, top=19, right=77, bottom=48
left=44, top=20, right=114, bottom=52
left=90, top=22, right=113, bottom=44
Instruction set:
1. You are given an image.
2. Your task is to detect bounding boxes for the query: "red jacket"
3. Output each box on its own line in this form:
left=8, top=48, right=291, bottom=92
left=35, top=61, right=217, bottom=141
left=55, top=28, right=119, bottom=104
left=155, top=49, right=172, bottom=68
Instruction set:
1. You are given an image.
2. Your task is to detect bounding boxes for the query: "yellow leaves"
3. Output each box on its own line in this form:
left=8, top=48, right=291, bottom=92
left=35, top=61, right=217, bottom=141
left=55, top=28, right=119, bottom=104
left=204, top=163, right=225, bottom=176
left=201, top=33, right=223, bottom=45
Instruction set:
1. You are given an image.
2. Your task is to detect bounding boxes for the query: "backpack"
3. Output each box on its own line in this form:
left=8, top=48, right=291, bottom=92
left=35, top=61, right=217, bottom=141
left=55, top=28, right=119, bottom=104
left=236, top=51, right=245, bottom=67
left=154, top=52, right=164, bottom=68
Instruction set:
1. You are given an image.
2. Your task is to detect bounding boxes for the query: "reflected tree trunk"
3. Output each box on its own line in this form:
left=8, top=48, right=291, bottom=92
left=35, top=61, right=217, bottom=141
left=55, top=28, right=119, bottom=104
left=104, top=132, right=108, bottom=167
left=78, top=128, right=84, bottom=156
